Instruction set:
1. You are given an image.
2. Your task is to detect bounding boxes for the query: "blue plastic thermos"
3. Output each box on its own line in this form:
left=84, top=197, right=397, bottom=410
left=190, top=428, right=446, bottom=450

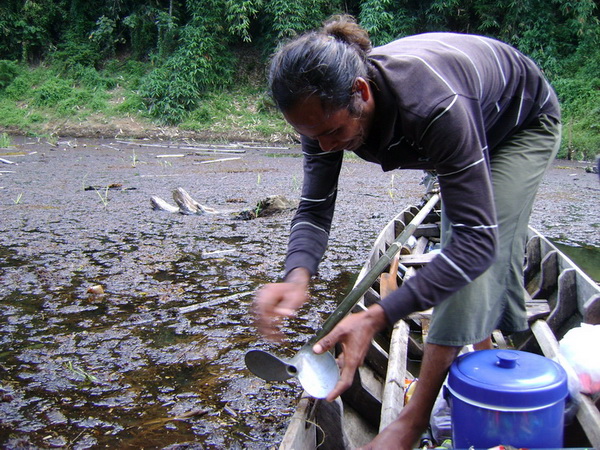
left=445, top=349, right=568, bottom=448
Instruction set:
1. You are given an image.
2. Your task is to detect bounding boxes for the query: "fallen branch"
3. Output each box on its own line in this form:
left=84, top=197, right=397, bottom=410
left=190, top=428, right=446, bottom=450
left=136, top=408, right=208, bottom=429
left=194, top=157, right=241, bottom=164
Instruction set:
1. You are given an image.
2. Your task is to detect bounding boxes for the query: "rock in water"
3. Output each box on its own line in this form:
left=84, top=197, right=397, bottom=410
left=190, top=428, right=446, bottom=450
left=235, top=195, right=297, bottom=220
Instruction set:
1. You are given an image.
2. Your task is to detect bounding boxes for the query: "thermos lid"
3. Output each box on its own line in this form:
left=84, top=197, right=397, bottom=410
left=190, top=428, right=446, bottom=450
left=448, top=349, right=568, bottom=408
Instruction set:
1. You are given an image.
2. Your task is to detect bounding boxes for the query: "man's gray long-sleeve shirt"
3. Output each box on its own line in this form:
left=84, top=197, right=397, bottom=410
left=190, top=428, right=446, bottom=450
left=284, top=33, right=560, bottom=325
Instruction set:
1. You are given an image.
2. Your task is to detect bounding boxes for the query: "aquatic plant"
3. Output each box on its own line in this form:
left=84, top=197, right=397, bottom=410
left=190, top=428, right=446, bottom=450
left=0, top=132, right=11, bottom=148
left=94, top=185, right=109, bottom=207
left=64, top=361, right=99, bottom=384
left=388, top=173, right=396, bottom=201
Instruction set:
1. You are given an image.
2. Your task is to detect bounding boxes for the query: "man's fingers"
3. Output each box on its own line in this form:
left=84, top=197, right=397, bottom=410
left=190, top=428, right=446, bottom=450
left=273, top=306, right=296, bottom=317
left=312, top=332, right=337, bottom=354
left=255, top=310, right=285, bottom=338
left=313, top=341, right=331, bottom=354
left=326, top=368, right=354, bottom=401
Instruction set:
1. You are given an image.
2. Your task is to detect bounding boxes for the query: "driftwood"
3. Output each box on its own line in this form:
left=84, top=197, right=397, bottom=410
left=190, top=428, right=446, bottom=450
left=116, top=139, right=289, bottom=153
left=151, top=187, right=297, bottom=219
left=85, top=183, right=136, bottom=191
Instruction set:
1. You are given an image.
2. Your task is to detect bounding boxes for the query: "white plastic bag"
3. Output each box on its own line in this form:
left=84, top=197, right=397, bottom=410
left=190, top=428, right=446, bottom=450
left=430, top=385, right=452, bottom=443
left=559, top=323, right=600, bottom=394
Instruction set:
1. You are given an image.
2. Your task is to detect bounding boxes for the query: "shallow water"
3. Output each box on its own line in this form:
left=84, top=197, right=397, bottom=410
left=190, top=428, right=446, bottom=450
left=1, top=136, right=598, bottom=448
left=554, top=242, right=600, bottom=283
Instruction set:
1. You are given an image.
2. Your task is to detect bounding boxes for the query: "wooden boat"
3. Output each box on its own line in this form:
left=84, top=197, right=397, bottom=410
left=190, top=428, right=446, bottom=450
left=279, top=189, right=600, bottom=449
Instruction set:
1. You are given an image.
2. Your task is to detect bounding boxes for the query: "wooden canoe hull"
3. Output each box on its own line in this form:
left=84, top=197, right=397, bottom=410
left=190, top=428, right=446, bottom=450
left=279, top=195, right=600, bottom=449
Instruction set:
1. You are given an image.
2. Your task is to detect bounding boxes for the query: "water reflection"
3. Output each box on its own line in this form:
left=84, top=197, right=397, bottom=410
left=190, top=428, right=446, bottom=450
left=554, top=241, right=600, bottom=283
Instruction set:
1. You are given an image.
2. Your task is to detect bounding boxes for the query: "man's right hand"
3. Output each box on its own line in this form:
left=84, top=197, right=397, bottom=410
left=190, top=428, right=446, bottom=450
left=253, top=267, right=310, bottom=341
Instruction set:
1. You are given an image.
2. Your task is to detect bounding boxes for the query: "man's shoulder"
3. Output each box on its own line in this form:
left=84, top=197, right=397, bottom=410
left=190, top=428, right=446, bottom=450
left=373, top=32, right=510, bottom=55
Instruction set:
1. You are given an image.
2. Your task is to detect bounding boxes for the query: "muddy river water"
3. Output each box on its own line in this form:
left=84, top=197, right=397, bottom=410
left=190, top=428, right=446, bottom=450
left=1, top=136, right=598, bottom=448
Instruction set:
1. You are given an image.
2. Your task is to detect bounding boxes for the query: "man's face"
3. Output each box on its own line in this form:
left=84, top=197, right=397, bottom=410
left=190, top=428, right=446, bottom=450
left=283, top=95, right=368, bottom=153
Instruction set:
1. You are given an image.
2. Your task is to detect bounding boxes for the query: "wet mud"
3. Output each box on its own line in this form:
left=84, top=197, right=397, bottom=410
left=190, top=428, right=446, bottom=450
left=0, top=136, right=598, bottom=448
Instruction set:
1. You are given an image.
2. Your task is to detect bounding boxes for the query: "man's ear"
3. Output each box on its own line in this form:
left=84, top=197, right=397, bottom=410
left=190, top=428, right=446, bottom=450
left=354, top=77, right=371, bottom=102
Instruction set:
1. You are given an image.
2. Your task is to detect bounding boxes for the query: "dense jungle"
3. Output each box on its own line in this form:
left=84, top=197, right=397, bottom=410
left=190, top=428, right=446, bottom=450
left=0, top=0, right=598, bottom=159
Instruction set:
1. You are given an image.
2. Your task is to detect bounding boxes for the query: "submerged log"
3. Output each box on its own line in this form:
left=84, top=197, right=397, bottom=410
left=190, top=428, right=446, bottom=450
left=173, top=187, right=220, bottom=214
left=150, top=195, right=179, bottom=213
left=150, top=188, right=297, bottom=219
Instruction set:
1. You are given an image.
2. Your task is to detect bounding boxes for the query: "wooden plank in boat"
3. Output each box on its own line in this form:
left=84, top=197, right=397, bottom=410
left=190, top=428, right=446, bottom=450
left=358, top=288, right=380, bottom=308
left=584, top=294, right=600, bottom=325
left=342, top=402, right=378, bottom=448
left=413, top=223, right=439, bottom=238
left=492, top=330, right=508, bottom=348
left=531, top=320, right=600, bottom=449
left=399, top=253, right=436, bottom=266
left=413, top=236, right=430, bottom=254
left=279, top=396, right=316, bottom=449
left=407, top=331, right=424, bottom=358
left=380, top=319, right=410, bottom=431
left=366, top=339, right=391, bottom=379
left=378, top=254, right=407, bottom=428
left=400, top=266, right=426, bottom=358
left=530, top=250, right=559, bottom=300
left=341, top=365, right=382, bottom=429
left=524, top=235, right=542, bottom=291
left=548, top=269, right=579, bottom=337
left=526, top=297, right=551, bottom=322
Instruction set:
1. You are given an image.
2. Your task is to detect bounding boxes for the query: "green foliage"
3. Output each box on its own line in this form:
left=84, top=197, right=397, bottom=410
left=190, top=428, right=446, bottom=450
left=58, top=89, right=110, bottom=117
left=0, top=0, right=66, bottom=62
left=548, top=24, right=600, bottom=161
left=123, top=6, right=175, bottom=61
left=139, top=21, right=235, bottom=124
left=0, top=60, right=21, bottom=90
left=139, top=66, right=199, bottom=124
left=115, top=93, right=146, bottom=115
left=50, top=35, right=103, bottom=72
left=0, top=132, right=11, bottom=147
left=418, top=0, right=599, bottom=79
left=358, top=0, right=416, bottom=45
left=103, top=59, right=149, bottom=90
left=179, top=87, right=290, bottom=138
left=61, top=64, right=116, bottom=91
left=0, top=97, right=40, bottom=129
left=0, top=0, right=597, bottom=159
left=27, top=76, right=109, bottom=119
left=261, top=0, right=339, bottom=45
left=33, top=78, right=75, bottom=107
left=3, top=77, right=30, bottom=100
left=89, top=15, right=121, bottom=59
left=225, top=0, right=263, bottom=43
left=553, top=76, right=600, bottom=160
